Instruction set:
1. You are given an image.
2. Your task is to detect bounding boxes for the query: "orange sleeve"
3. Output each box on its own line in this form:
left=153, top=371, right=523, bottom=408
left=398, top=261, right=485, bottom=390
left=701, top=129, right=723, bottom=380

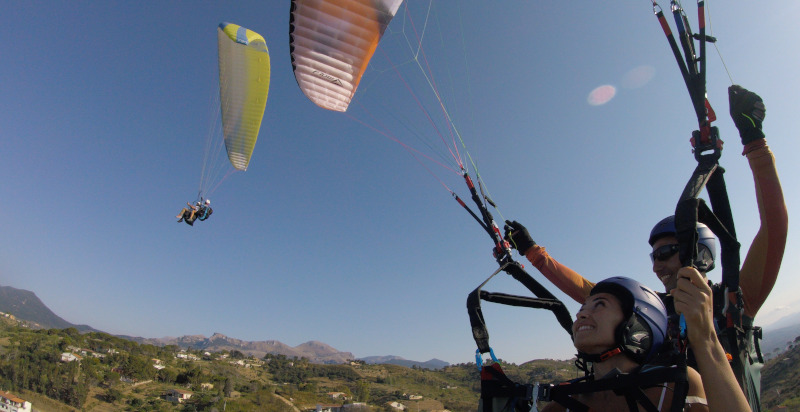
left=739, top=140, right=788, bottom=317
left=524, top=245, right=594, bottom=304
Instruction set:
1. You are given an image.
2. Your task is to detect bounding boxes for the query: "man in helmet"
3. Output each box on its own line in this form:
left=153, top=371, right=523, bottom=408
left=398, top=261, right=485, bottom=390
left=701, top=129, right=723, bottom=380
left=540, top=274, right=749, bottom=411
left=504, top=85, right=786, bottom=314
left=648, top=216, right=716, bottom=291
left=196, top=198, right=213, bottom=221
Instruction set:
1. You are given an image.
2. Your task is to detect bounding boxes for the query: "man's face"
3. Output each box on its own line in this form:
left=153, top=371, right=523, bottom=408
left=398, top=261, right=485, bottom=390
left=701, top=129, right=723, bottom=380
left=651, top=235, right=682, bottom=291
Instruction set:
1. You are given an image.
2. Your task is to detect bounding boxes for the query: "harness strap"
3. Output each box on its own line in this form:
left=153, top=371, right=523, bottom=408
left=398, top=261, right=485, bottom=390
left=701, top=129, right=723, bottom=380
left=467, top=262, right=574, bottom=355
left=480, top=363, right=534, bottom=412
left=539, top=362, right=688, bottom=412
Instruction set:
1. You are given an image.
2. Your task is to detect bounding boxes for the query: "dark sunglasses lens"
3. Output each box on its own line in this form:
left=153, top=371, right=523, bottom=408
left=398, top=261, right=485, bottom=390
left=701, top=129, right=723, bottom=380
left=651, top=244, right=679, bottom=262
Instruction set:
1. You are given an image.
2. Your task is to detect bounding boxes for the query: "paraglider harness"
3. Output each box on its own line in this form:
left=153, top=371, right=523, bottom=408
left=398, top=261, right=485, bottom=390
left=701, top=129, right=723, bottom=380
left=198, top=204, right=213, bottom=221
left=652, top=1, right=763, bottom=410
left=458, top=173, right=689, bottom=412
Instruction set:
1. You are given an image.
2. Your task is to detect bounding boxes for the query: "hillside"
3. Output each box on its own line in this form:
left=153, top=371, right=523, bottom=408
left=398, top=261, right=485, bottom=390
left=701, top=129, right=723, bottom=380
left=761, top=334, right=800, bottom=410
left=0, top=321, right=577, bottom=412
left=3, top=283, right=798, bottom=411
left=0, top=284, right=432, bottom=367
left=0, top=285, right=97, bottom=332
left=2, top=318, right=799, bottom=411
left=762, top=323, right=800, bottom=360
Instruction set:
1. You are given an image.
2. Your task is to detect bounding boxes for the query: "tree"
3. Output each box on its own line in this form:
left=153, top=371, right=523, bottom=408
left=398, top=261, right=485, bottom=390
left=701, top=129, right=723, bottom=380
left=224, top=378, right=233, bottom=397
left=158, top=367, right=178, bottom=384
left=123, top=354, right=155, bottom=381
left=104, top=370, right=120, bottom=388
left=354, top=380, right=370, bottom=403
left=104, top=387, right=122, bottom=403
left=63, top=327, right=80, bottom=338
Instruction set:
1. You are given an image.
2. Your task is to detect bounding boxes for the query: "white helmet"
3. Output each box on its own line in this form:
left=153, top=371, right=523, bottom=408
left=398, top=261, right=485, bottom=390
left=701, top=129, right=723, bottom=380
left=205, top=199, right=211, bottom=205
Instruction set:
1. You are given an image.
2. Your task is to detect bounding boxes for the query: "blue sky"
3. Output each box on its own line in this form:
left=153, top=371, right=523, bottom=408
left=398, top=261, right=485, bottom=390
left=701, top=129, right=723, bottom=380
left=2, top=1, right=799, bottom=365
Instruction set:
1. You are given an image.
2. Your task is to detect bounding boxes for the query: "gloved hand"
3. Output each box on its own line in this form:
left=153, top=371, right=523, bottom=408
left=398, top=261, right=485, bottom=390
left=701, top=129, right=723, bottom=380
left=504, top=220, right=536, bottom=255
left=729, top=85, right=765, bottom=145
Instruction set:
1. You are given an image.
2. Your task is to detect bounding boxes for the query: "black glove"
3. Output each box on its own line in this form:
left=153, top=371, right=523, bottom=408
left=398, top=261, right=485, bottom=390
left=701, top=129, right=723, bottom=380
left=729, top=85, right=765, bottom=145
left=504, top=220, right=536, bottom=255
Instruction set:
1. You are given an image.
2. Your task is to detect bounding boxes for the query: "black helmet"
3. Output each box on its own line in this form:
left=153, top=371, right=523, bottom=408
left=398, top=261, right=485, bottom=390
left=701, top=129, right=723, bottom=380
left=578, top=277, right=668, bottom=364
left=648, top=215, right=716, bottom=272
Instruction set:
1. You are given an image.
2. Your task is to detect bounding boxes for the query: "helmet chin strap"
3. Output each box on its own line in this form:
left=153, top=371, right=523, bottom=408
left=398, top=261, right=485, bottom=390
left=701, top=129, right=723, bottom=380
left=577, top=347, right=623, bottom=363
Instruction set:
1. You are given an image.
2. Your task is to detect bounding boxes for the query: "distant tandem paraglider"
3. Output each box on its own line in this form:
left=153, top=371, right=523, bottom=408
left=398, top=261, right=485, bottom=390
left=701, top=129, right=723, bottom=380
left=176, top=22, right=271, bottom=226
left=176, top=199, right=213, bottom=226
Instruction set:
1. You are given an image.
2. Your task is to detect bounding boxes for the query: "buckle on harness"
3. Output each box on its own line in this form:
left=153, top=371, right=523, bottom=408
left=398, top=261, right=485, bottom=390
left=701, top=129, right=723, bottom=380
left=691, top=126, right=722, bottom=162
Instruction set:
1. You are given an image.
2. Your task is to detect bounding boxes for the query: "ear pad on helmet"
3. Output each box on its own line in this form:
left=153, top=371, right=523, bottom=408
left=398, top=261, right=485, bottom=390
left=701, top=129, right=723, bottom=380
left=618, top=314, right=654, bottom=364
left=695, top=244, right=715, bottom=272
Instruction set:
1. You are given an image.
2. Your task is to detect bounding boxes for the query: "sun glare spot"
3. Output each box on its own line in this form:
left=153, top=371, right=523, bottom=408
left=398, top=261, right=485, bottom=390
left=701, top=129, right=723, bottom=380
left=587, top=85, right=616, bottom=106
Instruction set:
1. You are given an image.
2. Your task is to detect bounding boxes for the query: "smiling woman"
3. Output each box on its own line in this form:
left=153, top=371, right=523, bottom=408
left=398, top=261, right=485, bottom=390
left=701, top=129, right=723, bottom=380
left=571, top=293, right=625, bottom=357
left=538, top=277, right=708, bottom=412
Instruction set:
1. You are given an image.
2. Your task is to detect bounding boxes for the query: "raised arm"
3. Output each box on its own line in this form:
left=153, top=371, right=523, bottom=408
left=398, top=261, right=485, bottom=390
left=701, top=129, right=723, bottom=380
left=729, top=85, right=788, bottom=317
left=504, top=221, right=594, bottom=303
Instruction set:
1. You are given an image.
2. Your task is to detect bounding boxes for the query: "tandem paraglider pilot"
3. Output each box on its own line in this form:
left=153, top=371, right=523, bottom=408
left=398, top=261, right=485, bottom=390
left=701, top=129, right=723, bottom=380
left=176, top=199, right=212, bottom=226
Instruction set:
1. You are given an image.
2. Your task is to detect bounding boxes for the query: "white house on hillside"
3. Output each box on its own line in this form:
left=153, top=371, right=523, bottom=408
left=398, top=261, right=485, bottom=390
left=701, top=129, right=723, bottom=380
left=165, top=389, right=193, bottom=403
left=0, top=390, right=32, bottom=412
left=60, top=352, right=82, bottom=363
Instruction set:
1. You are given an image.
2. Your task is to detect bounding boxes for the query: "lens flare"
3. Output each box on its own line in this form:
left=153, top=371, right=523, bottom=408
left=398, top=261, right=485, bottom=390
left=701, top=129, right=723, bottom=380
left=622, top=65, right=656, bottom=89
left=587, top=85, right=616, bottom=106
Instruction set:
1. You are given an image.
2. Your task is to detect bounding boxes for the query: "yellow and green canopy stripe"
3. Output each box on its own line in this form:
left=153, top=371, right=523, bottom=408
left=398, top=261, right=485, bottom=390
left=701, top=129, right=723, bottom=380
left=217, top=22, right=270, bottom=171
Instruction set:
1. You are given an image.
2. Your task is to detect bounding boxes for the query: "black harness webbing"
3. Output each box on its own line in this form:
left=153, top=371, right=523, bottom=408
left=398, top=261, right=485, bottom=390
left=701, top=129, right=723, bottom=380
left=467, top=262, right=574, bottom=355
left=479, top=362, right=534, bottom=412
left=198, top=206, right=213, bottom=221
left=538, top=359, right=689, bottom=412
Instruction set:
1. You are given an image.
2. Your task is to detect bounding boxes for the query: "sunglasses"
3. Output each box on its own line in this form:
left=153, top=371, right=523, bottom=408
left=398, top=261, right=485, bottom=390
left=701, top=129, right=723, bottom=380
left=650, top=244, right=680, bottom=262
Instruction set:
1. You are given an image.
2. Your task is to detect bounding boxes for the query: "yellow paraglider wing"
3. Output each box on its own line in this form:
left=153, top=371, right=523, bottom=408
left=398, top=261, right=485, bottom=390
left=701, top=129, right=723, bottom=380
left=289, top=0, right=403, bottom=112
left=217, top=22, right=271, bottom=171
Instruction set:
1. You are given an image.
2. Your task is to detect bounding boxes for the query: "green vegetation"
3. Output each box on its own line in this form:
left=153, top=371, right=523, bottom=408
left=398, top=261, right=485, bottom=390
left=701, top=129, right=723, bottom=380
left=3, top=319, right=795, bottom=411
left=0, top=321, right=584, bottom=411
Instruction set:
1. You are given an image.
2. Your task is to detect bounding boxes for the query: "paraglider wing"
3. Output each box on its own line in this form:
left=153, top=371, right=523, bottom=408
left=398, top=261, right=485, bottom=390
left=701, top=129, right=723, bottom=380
left=289, top=0, right=403, bottom=112
left=217, top=22, right=271, bottom=171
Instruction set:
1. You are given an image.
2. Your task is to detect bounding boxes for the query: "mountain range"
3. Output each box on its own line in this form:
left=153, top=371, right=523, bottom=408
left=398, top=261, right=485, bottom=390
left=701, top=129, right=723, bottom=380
left=122, top=333, right=355, bottom=364
left=0, top=284, right=448, bottom=368
left=4, top=282, right=798, bottom=368
left=360, top=355, right=449, bottom=369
